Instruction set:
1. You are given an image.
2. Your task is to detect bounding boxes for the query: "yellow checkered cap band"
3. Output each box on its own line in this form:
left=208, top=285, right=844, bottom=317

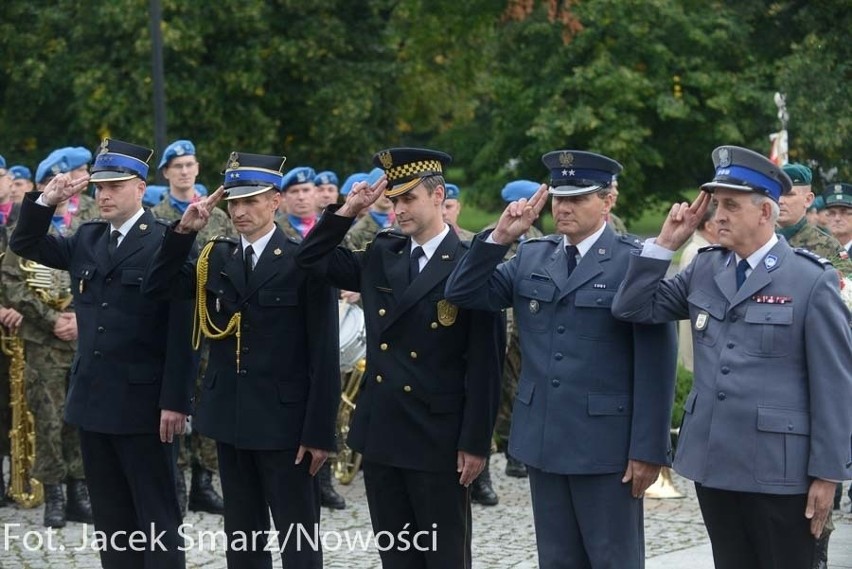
left=385, top=159, right=443, bottom=187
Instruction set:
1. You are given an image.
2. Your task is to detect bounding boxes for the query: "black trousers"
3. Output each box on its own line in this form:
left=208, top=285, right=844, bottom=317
left=695, top=483, right=816, bottom=569
left=79, top=429, right=184, bottom=569
left=217, top=442, right=322, bottom=569
left=363, top=460, right=472, bottom=569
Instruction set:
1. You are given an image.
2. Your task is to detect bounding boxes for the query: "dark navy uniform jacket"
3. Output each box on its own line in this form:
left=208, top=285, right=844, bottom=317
left=445, top=227, right=677, bottom=474
left=10, top=192, right=194, bottom=434
left=296, top=210, right=504, bottom=473
left=142, top=225, right=340, bottom=452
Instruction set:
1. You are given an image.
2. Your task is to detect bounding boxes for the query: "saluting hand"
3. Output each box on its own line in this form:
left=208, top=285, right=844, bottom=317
left=41, top=173, right=91, bottom=208
left=296, top=445, right=329, bottom=476
left=175, top=186, right=227, bottom=234
left=490, top=184, right=549, bottom=246
left=336, top=176, right=388, bottom=219
left=655, top=190, right=711, bottom=251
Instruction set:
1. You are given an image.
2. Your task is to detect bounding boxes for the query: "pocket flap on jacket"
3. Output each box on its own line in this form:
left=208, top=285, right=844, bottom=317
left=259, top=290, right=298, bottom=307
left=516, top=381, right=535, bottom=405
left=745, top=305, right=793, bottom=326
left=587, top=393, right=631, bottom=416
left=574, top=289, right=615, bottom=308
left=517, top=279, right=556, bottom=302
left=687, top=290, right=727, bottom=320
left=121, top=269, right=145, bottom=286
left=757, top=407, right=810, bottom=435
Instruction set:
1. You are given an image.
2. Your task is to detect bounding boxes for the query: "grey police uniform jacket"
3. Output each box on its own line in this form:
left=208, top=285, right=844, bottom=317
left=142, top=226, right=340, bottom=452
left=10, top=192, right=194, bottom=434
left=611, top=239, right=852, bottom=494
left=444, top=227, right=677, bottom=475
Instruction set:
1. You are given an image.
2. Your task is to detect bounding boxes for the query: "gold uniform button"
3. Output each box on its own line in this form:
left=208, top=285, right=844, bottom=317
left=410, top=351, right=417, bottom=359
left=376, top=375, right=383, bottom=383
left=430, top=322, right=438, bottom=329
left=380, top=343, right=388, bottom=351
left=403, top=385, right=412, bottom=393
left=378, top=308, right=386, bottom=316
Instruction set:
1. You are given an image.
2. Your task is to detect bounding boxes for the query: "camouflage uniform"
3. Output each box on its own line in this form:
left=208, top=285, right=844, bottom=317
left=454, top=226, right=476, bottom=242
left=1, top=219, right=84, bottom=485
left=70, top=193, right=99, bottom=223
left=0, top=225, right=11, bottom=460
left=482, top=222, right=545, bottom=448
left=274, top=212, right=307, bottom=242
left=343, top=213, right=395, bottom=251
left=608, top=212, right=627, bottom=234
left=780, top=217, right=852, bottom=276
left=151, top=198, right=236, bottom=473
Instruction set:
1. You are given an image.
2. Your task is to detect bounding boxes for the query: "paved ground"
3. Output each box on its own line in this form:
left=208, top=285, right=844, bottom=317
left=1, top=454, right=850, bottom=568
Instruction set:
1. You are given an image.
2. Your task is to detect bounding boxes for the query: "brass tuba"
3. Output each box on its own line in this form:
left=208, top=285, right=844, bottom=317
left=19, top=258, right=73, bottom=310
left=333, top=358, right=364, bottom=485
left=1, top=328, right=43, bottom=508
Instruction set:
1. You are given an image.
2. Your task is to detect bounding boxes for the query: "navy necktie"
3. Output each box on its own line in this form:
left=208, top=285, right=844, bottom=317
left=409, top=246, right=424, bottom=283
left=735, top=259, right=749, bottom=290
left=244, top=245, right=254, bottom=281
left=565, top=245, right=579, bottom=276
left=107, top=230, right=121, bottom=258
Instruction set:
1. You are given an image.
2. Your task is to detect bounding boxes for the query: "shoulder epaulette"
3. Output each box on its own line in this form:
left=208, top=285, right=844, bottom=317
left=81, top=218, right=108, bottom=225
left=697, top=244, right=726, bottom=253
left=286, top=235, right=302, bottom=245
left=210, top=235, right=239, bottom=246
left=618, top=233, right=644, bottom=247
left=154, top=217, right=172, bottom=227
left=793, top=247, right=832, bottom=267
left=376, top=228, right=406, bottom=240
left=523, top=234, right=559, bottom=245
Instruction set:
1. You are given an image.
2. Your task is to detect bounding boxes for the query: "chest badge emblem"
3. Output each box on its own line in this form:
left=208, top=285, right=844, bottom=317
left=437, top=299, right=458, bottom=326
left=695, top=311, right=709, bottom=331
left=529, top=299, right=540, bottom=314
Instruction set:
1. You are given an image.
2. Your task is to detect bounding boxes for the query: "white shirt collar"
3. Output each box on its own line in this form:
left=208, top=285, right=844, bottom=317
left=735, top=233, right=779, bottom=271
left=241, top=225, right=277, bottom=266
left=411, top=224, right=451, bottom=265
left=111, top=208, right=146, bottom=245
left=561, top=221, right=608, bottom=258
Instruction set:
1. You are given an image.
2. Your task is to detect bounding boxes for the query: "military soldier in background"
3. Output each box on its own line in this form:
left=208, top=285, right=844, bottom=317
left=486, top=180, right=544, bottom=483
left=0, top=155, right=24, bottom=506
left=779, top=164, right=852, bottom=273
left=277, top=166, right=319, bottom=241
left=1, top=195, right=92, bottom=527
left=9, top=165, right=33, bottom=205
left=823, top=183, right=852, bottom=256
left=442, top=183, right=476, bottom=241
left=0, top=156, right=19, bottom=226
left=151, top=140, right=231, bottom=516
left=607, top=177, right=628, bottom=234
left=314, top=170, right=340, bottom=213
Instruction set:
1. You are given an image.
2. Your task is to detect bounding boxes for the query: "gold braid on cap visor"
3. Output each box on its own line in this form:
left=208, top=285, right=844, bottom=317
left=384, top=160, right=443, bottom=198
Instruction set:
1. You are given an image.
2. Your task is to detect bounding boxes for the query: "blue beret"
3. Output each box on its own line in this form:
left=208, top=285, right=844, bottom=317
left=701, top=145, right=792, bottom=202
left=9, top=165, right=32, bottom=181
left=542, top=150, right=622, bottom=197
left=36, top=149, right=68, bottom=184
left=158, top=140, right=196, bottom=170
left=340, top=172, right=368, bottom=196
left=91, top=139, right=151, bottom=182
left=501, top=180, right=540, bottom=202
left=281, top=166, right=317, bottom=190
left=782, top=163, right=812, bottom=186
left=0, top=155, right=5, bottom=169
left=222, top=152, right=286, bottom=200
left=64, top=147, right=93, bottom=171
left=445, top=183, right=460, bottom=200
left=314, top=170, right=338, bottom=186
left=143, top=185, right=169, bottom=207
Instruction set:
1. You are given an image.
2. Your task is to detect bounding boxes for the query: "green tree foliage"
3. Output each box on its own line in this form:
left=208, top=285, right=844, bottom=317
left=0, top=0, right=848, bottom=212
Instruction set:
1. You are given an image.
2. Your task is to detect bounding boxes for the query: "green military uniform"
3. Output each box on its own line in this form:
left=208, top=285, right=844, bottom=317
left=343, top=212, right=395, bottom=251
left=70, top=193, right=99, bottom=222
left=779, top=217, right=852, bottom=276
left=608, top=212, right=627, bottom=234
left=1, top=218, right=84, bottom=486
left=275, top=212, right=306, bottom=242
left=151, top=198, right=236, bottom=474
left=455, top=226, right=476, bottom=242
left=0, top=225, right=11, bottom=465
left=482, top=222, right=545, bottom=447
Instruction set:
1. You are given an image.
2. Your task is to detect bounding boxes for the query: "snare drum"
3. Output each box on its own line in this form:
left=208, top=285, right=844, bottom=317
left=338, top=301, right=366, bottom=372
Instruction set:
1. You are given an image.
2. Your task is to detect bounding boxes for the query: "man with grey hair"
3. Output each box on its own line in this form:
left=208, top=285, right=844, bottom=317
left=612, top=145, right=852, bottom=569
